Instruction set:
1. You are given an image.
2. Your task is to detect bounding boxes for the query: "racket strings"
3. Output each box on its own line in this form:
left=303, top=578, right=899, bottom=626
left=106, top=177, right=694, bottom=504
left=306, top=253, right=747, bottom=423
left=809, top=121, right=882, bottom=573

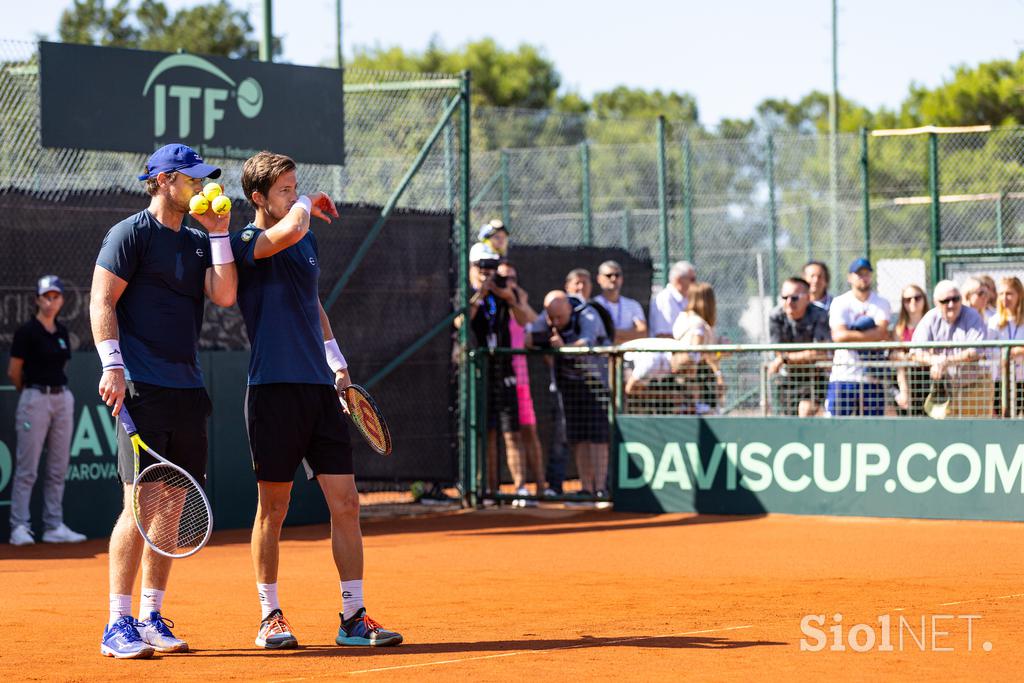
left=350, top=395, right=388, bottom=452
left=134, top=465, right=210, bottom=555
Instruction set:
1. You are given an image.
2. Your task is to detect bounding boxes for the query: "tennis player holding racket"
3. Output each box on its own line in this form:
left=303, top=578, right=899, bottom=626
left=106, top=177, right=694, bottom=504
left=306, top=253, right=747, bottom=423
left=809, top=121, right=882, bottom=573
left=90, top=144, right=237, bottom=658
left=231, top=152, right=402, bottom=649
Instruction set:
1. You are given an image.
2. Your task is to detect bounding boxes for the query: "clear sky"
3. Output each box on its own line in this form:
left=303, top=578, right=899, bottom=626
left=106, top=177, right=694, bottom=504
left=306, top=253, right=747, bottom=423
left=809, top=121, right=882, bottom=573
left=7, top=0, right=1024, bottom=126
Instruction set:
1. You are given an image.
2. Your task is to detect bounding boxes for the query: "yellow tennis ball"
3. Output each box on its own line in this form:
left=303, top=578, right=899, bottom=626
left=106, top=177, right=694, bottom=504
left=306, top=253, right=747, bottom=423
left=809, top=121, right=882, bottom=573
left=189, top=194, right=209, bottom=214
left=203, top=182, right=223, bottom=201
left=211, top=194, right=232, bottom=215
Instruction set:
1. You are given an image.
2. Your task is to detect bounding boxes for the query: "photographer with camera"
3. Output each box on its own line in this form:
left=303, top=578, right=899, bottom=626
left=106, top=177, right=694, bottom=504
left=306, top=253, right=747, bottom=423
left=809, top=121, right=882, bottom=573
left=459, top=242, right=536, bottom=500
left=527, top=291, right=612, bottom=503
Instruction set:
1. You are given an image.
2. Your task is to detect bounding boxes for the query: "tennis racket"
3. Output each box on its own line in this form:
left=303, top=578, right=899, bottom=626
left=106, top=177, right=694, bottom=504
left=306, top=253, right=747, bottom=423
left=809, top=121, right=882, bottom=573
left=341, top=384, right=392, bottom=455
left=119, top=407, right=213, bottom=558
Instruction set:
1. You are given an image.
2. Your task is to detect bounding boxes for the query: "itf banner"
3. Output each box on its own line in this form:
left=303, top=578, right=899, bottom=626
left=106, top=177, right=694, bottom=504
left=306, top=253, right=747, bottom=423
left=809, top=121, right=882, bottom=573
left=615, top=416, right=1024, bottom=521
left=39, top=42, right=343, bottom=164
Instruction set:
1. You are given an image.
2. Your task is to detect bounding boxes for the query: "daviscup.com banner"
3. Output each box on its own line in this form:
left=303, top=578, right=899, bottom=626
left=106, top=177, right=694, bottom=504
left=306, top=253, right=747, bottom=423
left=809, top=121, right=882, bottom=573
left=615, top=416, right=1024, bottom=521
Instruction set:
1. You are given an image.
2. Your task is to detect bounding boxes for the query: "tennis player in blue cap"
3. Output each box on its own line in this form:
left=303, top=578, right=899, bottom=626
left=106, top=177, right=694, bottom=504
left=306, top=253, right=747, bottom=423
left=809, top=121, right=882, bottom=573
left=91, top=143, right=237, bottom=658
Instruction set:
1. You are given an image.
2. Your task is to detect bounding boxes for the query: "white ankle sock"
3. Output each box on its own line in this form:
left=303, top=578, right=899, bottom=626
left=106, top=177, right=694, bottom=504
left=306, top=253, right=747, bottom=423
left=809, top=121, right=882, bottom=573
left=139, top=587, right=165, bottom=620
left=109, top=594, right=132, bottom=627
left=341, top=580, right=364, bottom=620
left=258, top=582, right=280, bottom=620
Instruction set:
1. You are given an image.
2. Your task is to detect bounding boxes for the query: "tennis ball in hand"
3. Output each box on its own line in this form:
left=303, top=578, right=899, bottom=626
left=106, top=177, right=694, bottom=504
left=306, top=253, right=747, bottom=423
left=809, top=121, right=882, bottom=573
left=203, top=182, right=223, bottom=201
left=211, top=195, right=232, bottom=216
left=189, top=194, right=210, bottom=214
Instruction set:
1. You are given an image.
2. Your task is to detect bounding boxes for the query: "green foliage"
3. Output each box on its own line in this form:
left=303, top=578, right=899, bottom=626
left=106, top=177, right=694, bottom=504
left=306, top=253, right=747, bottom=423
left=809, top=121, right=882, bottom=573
left=900, top=56, right=1024, bottom=127
left=57, top=0, right=279, bottom=59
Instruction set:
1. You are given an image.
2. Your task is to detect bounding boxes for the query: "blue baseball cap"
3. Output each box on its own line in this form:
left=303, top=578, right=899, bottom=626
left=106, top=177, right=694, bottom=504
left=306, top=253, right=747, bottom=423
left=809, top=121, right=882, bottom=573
left=37, top=274, right=63, bottom=296
left=848, top=257, right=873, bottom=273
left=138, top=144, right=221, bottom=181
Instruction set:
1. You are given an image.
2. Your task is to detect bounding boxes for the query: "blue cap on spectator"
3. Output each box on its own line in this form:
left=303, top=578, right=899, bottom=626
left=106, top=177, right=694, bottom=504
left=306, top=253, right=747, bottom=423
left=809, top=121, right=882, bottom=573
left=848, top=257, right=873, bottom=273
left=37, top=274, right=63, bottom=296
left=138, top=144, right=221, bottom=181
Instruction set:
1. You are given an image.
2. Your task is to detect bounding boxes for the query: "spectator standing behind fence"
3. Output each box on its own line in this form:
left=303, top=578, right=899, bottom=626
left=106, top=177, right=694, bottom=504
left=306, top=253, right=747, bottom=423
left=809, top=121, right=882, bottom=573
left=962, top=277, right=992, bottom=323
left=910, top=280, right=990, bottom=418
left=767, top=277, right=831, bottom=417
left=461, top=242, right=530, bottom=498
left=979, top=274, right=999, bottom=320
left=593, top=260, right=647, bottom=343
left=6, top=275, right=85, bottom=547
left=988, top=276, right=1024, bottom=416
left=826, top=258, right=892, bottom=416
left=528, top=291, right=611, bottom=502
left=496, top=261, right=548, bottom=504
left=650, top=261, right=695, bottom=338
left=672, top=282, right=724, bottom=415
left=803, top=260, right=834, bottom=313
left=478, top=219, right=508, bottom=257
left=892, top=284, right=929, bottom=416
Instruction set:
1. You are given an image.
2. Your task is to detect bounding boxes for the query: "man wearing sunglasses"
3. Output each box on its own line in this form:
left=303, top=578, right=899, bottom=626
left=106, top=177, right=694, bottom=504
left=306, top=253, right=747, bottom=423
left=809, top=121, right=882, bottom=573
left=768, top=277, right=831, bottom=416
left=594, top=260, right=647, bottom=343
left=910, top=280, right=989, bottom=417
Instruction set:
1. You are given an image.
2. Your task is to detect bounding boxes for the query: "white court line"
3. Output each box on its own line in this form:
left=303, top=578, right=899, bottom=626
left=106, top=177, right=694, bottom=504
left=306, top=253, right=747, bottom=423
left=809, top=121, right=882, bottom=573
left=342, top=625, right=753, bottom=676
left=939, top=592, right=1024, bottom=607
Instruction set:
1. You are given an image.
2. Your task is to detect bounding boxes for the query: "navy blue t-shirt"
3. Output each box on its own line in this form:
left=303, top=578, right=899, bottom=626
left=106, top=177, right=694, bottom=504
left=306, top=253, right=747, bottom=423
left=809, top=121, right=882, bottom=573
left=96, top=210, right=211, bottom=388
left=230, top=224, right=333, bottom=386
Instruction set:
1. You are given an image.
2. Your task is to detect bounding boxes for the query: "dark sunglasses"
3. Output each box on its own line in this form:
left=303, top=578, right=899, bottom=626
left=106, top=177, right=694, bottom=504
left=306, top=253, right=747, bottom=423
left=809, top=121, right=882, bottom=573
left=600, top=272, right=622, bottom=279
left=902, top=294, right=924, bottom=303
left=938, top=295, right=962, bottom=305
left=780, top=294, right=803, bottom=302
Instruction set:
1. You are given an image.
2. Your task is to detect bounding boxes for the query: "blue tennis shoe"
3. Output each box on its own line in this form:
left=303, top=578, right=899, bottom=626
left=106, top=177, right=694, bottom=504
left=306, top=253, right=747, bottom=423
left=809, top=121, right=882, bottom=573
left=101, top=616, right=155, bottom=659
left=138, top=611, right=189, bottom=653
left=336, top=608, right=403, bottom=646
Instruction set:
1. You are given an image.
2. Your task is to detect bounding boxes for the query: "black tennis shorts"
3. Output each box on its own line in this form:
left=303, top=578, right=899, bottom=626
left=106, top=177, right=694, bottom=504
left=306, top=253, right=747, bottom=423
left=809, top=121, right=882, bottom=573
left=116, top=381, right=212, bottom=485
left=245, top=383, right=354, bottom=483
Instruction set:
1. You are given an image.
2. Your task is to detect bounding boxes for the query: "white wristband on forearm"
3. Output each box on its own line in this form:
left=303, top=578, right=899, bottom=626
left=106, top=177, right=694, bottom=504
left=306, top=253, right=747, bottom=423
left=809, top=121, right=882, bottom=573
left=325, top=338, right=347, bottom=372
left=210, top=234, right=234, bottom=265
left=97, top=339, right=125, bottom=371
left=295, top=195, right=312, bottom=214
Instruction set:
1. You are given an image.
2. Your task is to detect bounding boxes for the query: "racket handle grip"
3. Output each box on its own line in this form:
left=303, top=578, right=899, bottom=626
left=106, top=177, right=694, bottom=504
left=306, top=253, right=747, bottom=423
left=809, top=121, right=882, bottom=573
left=118, top=407, right=138, bottom=436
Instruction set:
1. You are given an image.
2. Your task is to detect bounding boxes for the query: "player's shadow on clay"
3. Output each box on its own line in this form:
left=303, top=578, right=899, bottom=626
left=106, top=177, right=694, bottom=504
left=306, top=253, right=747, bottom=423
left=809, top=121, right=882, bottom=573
left=185, top=634, right=787, bottom=658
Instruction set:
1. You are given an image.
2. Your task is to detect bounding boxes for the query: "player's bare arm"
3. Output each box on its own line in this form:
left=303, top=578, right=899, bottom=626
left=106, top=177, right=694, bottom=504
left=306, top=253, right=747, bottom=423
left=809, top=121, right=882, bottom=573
left=253, top=191, right=339, bottom=260
left=194, top=203, right=238, bottom=307
left=90, top=265, right=129, bottom=415
left=319, top=300, right=352, bottom=410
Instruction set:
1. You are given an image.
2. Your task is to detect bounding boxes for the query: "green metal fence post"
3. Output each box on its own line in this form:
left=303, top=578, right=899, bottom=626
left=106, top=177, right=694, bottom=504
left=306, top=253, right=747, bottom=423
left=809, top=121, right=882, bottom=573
left=459, top=70, right=473, bottom=507
left=500, top=149, right=510, bottom=228
left=443, top=120, right=456, bottom=212
left=581, top=141, right=593, bottom=246
left=682, top=133, right=695, bottom=262
left=928, top=132, right=941, bottom=286
left=860, top=127, right=871, bottom=261
left=766, top=134, right=778, bottom=299
left=656, top=115, right=670, bottom=281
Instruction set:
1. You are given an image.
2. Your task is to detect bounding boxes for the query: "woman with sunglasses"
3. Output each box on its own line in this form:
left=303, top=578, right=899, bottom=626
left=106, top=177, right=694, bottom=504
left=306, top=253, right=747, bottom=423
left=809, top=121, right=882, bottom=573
left=988, top=276, right=1024, bottom=416
left=892, top=285, right=928, bottom=416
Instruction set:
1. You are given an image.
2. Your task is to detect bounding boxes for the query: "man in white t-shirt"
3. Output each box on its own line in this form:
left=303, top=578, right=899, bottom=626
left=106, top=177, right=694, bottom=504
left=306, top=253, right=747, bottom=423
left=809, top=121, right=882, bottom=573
left=649, top=261, right=695, bottom=338
left=593, top=260, right=647, bottom=343
left=826, top=258, right=892, bottom=416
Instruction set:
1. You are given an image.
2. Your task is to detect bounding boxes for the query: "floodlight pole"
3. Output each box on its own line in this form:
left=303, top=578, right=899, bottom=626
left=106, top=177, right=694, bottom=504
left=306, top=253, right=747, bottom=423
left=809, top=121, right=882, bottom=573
left=261, top=0, right=273, bottom=62
left=336, top=0, right=343, bottom=68
left=829, top=0, right=840, bottom=277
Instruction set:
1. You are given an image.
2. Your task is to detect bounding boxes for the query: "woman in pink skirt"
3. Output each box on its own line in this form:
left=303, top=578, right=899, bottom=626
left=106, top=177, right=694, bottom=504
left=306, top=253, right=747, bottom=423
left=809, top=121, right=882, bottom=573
left=498, top=262, right=548, bottom=504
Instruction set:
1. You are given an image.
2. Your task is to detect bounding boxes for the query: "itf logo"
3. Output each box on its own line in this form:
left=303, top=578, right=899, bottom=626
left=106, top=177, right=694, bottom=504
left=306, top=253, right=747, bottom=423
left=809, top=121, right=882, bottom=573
left=142, top=54, right=264, bottom=140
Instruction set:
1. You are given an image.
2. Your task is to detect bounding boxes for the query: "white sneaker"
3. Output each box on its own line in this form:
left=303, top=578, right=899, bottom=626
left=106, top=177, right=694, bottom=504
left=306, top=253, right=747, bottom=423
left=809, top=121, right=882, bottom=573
left=513, top=487, right=538, bottom=508
left=10, top=525, right=34, bottom=546
left=138, top=612, right=189, bottom=653
left=42, top=523, right=86, bottom=543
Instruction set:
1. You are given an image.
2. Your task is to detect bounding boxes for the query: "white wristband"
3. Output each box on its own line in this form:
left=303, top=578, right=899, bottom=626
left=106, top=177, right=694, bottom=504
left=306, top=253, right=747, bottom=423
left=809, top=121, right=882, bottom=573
left=210, top=234, right=234, bottom=265
left=325, top=338, right=347, bottom=372
left=97, top=339, right=125, bottom=371
left=295, top=195, right=312, bottom=214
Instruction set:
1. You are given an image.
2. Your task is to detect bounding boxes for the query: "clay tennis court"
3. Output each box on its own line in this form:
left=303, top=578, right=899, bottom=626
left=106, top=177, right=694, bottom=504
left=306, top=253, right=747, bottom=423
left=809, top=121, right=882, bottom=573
left=2, top=508, right=1022, bottom=680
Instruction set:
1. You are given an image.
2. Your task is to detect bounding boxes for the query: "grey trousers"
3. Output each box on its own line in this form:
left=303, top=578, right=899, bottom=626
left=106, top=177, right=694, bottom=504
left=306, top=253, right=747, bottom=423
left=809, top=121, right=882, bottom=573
left=9, top=388, right=74, bottom=531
